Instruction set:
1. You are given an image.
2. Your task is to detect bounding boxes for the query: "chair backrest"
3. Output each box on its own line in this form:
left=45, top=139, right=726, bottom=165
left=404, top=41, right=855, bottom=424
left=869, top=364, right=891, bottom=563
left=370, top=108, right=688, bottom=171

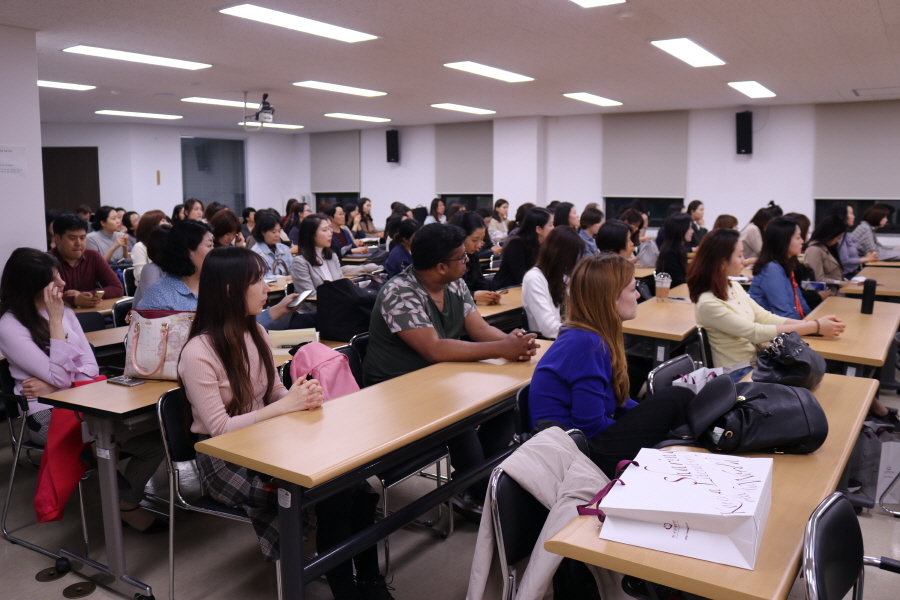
left=514, top=384, right=530, bottom=443
left=157, top=388, right=198, bottom=464
left=112, top=298, right=133, bottom=328
left=696, top=327, right=714, bottom=368
left=123, top=268, right=136, bottom=296
left=280, top=359, right=292, bottom=388
left=490, top=467, right=550, bottom=568
left=334, top=345, right=364, bottom=389
left=566, top=429, right=590, bottom=459
left=804, top=492, right=865, bottom=600
left=0, top=359, right=25, bottom=418
left=75, top=311, right=107, bottom=333
left=647, top=354, right=695, bottom=396
left=349, top=332, right=369, bottom=364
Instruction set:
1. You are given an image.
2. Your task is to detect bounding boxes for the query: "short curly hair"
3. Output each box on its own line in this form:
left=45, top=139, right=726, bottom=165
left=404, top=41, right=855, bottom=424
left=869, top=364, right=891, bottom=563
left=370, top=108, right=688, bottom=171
left=156, top=219, right=212, bottom=277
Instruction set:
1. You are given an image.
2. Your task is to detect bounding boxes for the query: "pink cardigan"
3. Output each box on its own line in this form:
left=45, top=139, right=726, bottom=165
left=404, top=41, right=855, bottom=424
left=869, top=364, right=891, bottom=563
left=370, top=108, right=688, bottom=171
left=178, top=327, right=288, bottom=437
left=0, top=309, right=99, bottom=414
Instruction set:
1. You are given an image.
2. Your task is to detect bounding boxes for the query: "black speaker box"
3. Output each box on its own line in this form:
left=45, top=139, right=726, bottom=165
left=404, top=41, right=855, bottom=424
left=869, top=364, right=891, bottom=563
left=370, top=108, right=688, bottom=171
left=386, top=129, right=399, bottom=163
left=736, top=111, right=752, bottom=155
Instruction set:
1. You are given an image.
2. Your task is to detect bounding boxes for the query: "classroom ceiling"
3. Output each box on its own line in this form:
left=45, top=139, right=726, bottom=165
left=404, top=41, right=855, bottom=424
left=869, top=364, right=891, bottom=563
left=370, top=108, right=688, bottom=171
left=3, top=0, right=900, bottom=133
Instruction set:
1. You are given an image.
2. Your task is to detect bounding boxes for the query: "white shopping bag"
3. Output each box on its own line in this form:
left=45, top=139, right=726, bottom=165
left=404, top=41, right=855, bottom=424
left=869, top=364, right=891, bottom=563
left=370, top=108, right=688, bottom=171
left=598, top=448, right=772, bottom=570
left=875, top=437, right=900, bottom=504
left=671, top=367, right=725, bottom=394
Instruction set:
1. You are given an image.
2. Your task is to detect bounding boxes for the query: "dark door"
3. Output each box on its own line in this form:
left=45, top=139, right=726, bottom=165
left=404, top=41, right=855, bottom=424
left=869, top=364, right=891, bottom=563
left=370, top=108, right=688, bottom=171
left=42, top=147, right=101, bottom=212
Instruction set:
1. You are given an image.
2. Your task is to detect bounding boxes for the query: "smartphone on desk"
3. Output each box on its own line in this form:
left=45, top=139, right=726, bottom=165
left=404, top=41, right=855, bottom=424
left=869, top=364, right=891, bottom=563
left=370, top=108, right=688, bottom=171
left=107, top=376, right=145, bottom=387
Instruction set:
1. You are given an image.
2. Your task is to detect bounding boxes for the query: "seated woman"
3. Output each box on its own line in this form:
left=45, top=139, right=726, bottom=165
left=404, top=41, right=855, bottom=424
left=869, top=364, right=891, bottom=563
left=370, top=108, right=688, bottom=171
left=132, top=223, right=170, bottom=309
left=0, top=248, right=165, bottom=532
left=324, top=204, right=369, bottom=259
left=620, top=208, right=658, bottom=268
left=749, top=217, right=810, bottom=319
left=686, top=200, right=708, bottom=247
left=250, top=212, right=293, bottom=277
left=851, top=205, right=900, bottom=261
left=488, top=199, right=510, bottom=242
left=492, top=207, right=554, bottom=289
left=179, top=247, right=392, bottom=598
left=86, top=205, right=130, bottom=265
left=210, top=208, right=245, bottom=248
left=577, top=207, right=603, bottom=256
left=595, top=220, right=635, bottom=259
left=528, top=254, right=694, bottom=478
left=356, top=197, right=384, bottom=239
left=655, top=213, right=693, bottom=287
left=423, top=197, right=446, bottom=225
left=689, top=228, right=844, bottom=382
left=451, top=211, right=501, bottom=305
left=804, top=215, right=848, bottom=284
left=553, top=202, right=579, bottom=228
left=829, top=203, right=877, bottom=277
left=131, top=209, right=169, bottom=283
left=290, top=214, right=342, bottom=291
left=522, top=226, right=584, bottom=338
left=739, top=208, right=774, bottom=263
left=713, top=214, right=738, bottom=230
left=383, top=217, right=419, bottom=278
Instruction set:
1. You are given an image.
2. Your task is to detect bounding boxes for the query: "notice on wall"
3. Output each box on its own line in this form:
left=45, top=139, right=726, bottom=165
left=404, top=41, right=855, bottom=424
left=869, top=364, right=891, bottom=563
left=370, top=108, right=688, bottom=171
left=0, top=146, right=27, bottom=178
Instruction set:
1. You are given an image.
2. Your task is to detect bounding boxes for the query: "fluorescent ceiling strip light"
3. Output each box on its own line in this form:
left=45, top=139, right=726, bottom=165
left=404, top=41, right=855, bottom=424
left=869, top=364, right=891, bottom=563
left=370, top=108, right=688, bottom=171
left=294, top=80, right=385, bottom=97
left=37, top=80, right=95, bottom=91
left=728, top=81, right=776, bottom=98
left=431, top=103, right=495, bottom=115
left=570, top=0, right=626, bottom=7
left=64, top=45, right=211, bottom=70
left=238, top=122, right=304, bottom=129
left=650, top=38, right=725, bottom=67
left=563, top=92, right=622, bottom=107
left=96, top=110, right=182, bottom=120
left=324, top=113, right=391, bottom=123
left=183, top=97, right=260, bottom=109
left=444, top=61, right=533, bottom=83
left=220, top=4, right=376, bottom=43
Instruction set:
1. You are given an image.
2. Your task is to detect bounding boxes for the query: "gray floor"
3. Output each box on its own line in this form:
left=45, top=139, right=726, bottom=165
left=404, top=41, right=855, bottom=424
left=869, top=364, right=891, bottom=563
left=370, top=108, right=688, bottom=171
left=2, top=397, right=900, bottom=600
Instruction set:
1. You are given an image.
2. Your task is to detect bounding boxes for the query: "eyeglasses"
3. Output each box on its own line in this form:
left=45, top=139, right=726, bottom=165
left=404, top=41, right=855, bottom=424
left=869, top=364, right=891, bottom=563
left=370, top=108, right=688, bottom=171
left=444, top=254, right=469, bottom=265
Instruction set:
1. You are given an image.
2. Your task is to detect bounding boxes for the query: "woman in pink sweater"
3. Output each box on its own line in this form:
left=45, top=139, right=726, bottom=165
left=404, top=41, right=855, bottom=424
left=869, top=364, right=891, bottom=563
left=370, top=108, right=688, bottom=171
left=179, top=246, right=393, bottom=600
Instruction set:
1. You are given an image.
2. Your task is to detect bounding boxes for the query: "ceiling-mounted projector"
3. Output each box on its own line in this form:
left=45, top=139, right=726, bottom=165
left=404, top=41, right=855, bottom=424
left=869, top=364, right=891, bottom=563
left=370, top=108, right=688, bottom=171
left=246, top=93, right=274, bottom=123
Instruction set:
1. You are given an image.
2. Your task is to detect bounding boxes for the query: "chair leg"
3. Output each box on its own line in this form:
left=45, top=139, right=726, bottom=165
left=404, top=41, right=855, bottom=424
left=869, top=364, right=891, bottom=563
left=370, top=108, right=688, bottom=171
left=380, top=479, right=390, bottom=575
left=168, top=469, right=176, bottom=600
left=76, top=481, right=90, bottom=557
left=276, top=559, right=283, bottom=600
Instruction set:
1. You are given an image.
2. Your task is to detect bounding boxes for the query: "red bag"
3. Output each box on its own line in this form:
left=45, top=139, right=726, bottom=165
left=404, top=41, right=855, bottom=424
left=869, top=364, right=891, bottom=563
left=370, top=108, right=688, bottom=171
left=34, top=376, right=106, bottom=523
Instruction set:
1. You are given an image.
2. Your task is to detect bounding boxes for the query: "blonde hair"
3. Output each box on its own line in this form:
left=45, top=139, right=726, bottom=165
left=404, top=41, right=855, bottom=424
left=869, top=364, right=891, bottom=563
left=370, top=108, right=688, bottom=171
left=565, top=253, right=634, bottom=406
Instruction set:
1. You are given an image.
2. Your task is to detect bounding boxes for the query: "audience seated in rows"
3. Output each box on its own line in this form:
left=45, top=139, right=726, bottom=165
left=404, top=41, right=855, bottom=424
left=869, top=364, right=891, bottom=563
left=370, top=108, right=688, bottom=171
left=522, top=226, right=584, bottom=339
left=383, top=217, right=419, bottom=279
left=451, top=211, right=500, bottom=305
left=250, top=211, right=292, bottom=277
left=655, top=212, right=693, bottom=288
left=493, top=207, right=554, bottom=290
left=86, top=205, right=130, bottom=265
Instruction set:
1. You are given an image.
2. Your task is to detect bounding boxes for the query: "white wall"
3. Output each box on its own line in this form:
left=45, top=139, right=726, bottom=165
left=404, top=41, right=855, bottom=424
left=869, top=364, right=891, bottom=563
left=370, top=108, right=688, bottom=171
left=0, top=26, right=49, bottom=259
left=360, top=125, right=436, bottom=226
left=685, top=105, right=817, bottom=229
left=546, top=114, right=604, bottom=211
left=493, top=117, right=548, bottom=208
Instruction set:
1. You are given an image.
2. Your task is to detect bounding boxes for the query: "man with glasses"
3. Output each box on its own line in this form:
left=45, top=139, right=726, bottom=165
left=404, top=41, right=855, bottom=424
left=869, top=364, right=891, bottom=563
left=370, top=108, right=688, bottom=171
left=363, top=223, right=538, bottom=519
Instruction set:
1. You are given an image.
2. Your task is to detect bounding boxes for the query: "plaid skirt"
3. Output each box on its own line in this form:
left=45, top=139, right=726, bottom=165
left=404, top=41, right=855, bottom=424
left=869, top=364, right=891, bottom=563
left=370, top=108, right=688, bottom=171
left=195, top=449, right=280, bottom=562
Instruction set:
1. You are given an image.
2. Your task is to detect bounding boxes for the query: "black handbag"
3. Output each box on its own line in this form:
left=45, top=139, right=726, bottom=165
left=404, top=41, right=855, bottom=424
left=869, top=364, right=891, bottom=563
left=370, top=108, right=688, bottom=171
left=670, top=375, right=828, bottom=454
left=315, top=275, right=383, bottom=342
left=752, top=331, right=825, bottom=390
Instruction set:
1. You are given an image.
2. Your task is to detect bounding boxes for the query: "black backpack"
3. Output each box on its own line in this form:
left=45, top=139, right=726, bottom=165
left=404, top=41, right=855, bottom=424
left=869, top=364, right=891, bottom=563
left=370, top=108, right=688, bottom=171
left=315, top=275, right=383, bottom=342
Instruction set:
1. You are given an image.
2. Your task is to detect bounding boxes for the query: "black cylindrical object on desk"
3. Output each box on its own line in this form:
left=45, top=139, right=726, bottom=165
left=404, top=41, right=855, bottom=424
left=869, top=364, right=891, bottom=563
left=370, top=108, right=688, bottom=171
left=861, top=279, right=876, bottom=314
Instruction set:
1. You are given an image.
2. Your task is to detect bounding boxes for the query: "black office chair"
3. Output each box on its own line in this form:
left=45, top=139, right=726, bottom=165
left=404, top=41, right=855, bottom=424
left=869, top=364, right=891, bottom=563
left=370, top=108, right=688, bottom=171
left=513, top=384, right=531, bottom=444
left=489, top=429, right=594, bottom=600
left=0, top=359, right=91, bottom=565
left=804, top=492, right=900, bottom=600
left=349, top=332, right=369, bottom=367
left=157, top=388, right=283, bottom=600
left=696, top=327, right=713, bottom=368
left=646, top=354, right=696, bottom=396
left=334, top=346, right=364, bottom=389
left=112, top=298, right=132, bottom=328
left=75, top=310, right=107, bottom=333
left=122, top=267, right=136, bottom=296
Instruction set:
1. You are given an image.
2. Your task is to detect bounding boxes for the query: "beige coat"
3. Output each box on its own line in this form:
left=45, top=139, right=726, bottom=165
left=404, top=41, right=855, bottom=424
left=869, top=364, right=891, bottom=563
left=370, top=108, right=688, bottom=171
left=466, top=428, right=629, bottom=600
left=803, top=242, right=843, bottom=283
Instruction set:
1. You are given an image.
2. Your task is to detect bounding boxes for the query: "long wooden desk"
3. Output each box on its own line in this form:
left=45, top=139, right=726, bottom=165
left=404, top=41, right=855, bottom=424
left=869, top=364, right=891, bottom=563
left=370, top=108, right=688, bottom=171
left=196, top=345, right=549, bottom=598
left=803, top=296, right=900, bottom=375
left=867, top=260, right=900, bottom=268
left=843, top=266, right=900, bottom=297
left=545, top=373, right=877, bottom=600
left=623, top=296, right=697, bottom=365
left=634, top=267, right=655, bottom=279
left=477, top=286, right=524, bottom=331
left=73, top=296, right=128, bottom=316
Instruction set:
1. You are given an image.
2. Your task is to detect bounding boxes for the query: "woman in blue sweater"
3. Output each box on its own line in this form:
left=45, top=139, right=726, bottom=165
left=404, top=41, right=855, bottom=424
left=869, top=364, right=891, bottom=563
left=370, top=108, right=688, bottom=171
left=529, top=253, right=694, bottom=477
left=749, top=216, right=809, bottom=319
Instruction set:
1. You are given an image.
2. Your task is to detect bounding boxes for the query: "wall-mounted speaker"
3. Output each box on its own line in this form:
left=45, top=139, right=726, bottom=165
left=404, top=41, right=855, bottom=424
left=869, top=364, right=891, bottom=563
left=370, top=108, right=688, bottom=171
left=386, top=129, right=400, bottom=163
left=736, top=111, right=752, bottom=155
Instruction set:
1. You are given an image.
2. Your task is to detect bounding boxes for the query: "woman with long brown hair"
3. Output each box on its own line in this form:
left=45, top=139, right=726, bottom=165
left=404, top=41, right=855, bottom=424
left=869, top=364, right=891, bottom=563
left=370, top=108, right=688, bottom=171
left=528, top=253, right=693, bottom=477
left=179, top=246, right=393, bottom=598
left=522, top=226, right=584, bottom=338
left=131, top=209, right=170, bottom=283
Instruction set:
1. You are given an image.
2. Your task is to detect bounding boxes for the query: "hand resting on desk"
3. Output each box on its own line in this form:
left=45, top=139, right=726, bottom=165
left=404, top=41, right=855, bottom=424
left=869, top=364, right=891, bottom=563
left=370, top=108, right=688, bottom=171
left=254, top=378, right=324, bottom=424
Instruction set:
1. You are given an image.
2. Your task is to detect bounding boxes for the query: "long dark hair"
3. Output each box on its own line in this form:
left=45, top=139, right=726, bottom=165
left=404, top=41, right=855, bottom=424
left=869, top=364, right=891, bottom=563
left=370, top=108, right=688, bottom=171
left=512, top=203, right=535, bottom=229
left=553, top=202, right=575, bottom=228
left=687, top=229, right=740, bottom=303
left=298, top=214, right=333, bottom=266
left=749, top=208, right=774, bottom=231
left=429, top=198, right=444, bottom=220
left=656, top=213, right=692, bottom=272
left=0, top=248, right=61, bottom=355
left=809, top=215, right=847, bottom=264
left=596, top=220, right=633, bottom=254
left=535, top=226, right=585, bottom=307
left=752, top=216, right=800, bottom=276
left=506, top=207, right=552, bottom=260
left=492, top=199, right=509, bottom=223
left=93, top=206, right=116, bottom=231
left=186, top=247, right=275, bottom=417
left=357, top=197, right=374, bottom=227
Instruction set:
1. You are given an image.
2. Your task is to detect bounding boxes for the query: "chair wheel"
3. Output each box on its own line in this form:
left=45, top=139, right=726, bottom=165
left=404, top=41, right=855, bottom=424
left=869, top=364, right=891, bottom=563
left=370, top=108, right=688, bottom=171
left=854, top=505, right=863, bottom=515
left=55, top=557, right=72, bottom=574
left=134, top=594, right=154, bottom=600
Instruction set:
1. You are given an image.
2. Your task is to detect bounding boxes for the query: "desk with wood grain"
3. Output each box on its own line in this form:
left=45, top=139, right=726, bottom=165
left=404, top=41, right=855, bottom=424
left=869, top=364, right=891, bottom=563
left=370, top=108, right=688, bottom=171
left=843, top=266, right=900, bottom=297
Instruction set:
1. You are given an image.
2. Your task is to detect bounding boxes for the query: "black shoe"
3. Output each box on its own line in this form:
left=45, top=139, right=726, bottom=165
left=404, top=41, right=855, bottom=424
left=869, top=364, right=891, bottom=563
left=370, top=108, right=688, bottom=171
left=847, top=479, right=863, bottom=493
left=451, top=492, right=484, bottom=525
left=357, top=574, right=394, bottom=600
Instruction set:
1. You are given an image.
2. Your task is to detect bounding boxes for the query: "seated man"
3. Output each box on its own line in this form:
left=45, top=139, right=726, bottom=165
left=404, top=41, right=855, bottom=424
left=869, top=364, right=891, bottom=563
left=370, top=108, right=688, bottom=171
left=363, top=222, right=538, bottom=517
left=49, top=214, right=125, bottom=308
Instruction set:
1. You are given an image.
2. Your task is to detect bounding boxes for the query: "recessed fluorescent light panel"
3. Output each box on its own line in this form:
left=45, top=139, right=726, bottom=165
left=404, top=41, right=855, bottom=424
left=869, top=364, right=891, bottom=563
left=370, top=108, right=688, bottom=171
left=183, top=97, right=260, bottom=109
left=563, top=92, right=622, bottom=107
left=238, top=122, right=304, bottom=129
left=444, top=61, right=533, bottom=83
left=220, top=4, right=377, bottom=43
left=651, top=38, right=725, bottom=67
left=64, top=45, right=211, bottom=70
left=96, top=110, right=182, bottom=120
left=570, top=0, right=626, bottom=6
left=324, top=113, right=391, bottom=123
left=728, top=81, right=776, bottom=99
left=293, top=81, right=385, bottom=97
left=37, top=80, right=96, bottom=91
left=431, top=103, right=495, bottom=115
